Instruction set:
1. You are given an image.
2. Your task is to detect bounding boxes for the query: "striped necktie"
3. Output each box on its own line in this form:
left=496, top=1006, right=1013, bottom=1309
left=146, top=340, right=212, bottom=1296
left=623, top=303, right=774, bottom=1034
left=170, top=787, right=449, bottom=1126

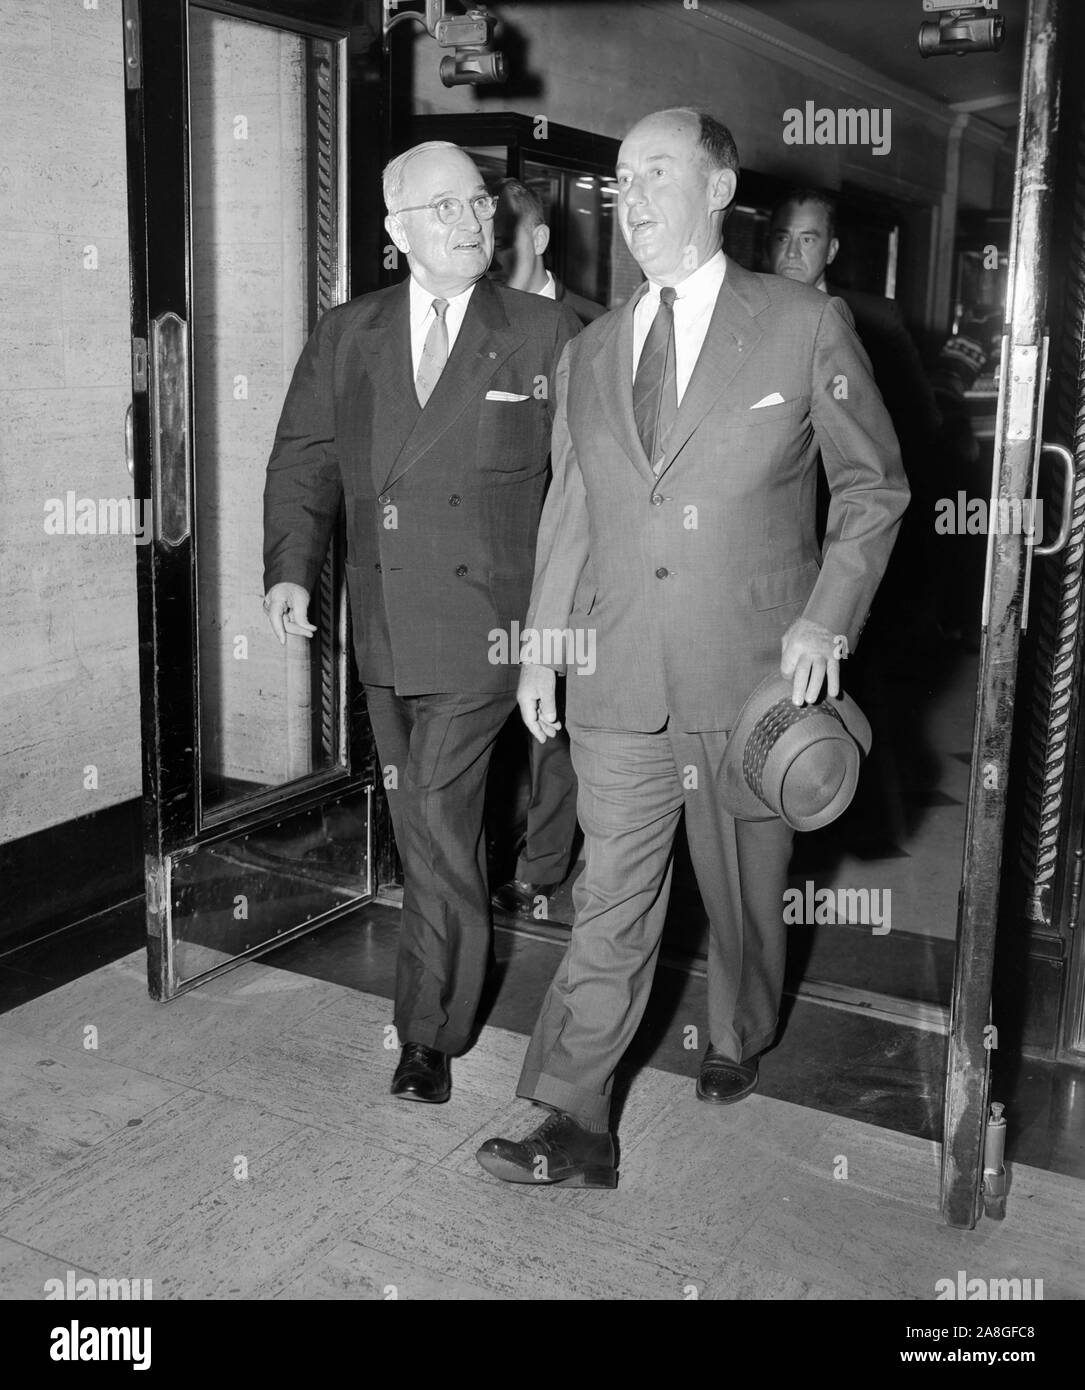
left=633, top=285, right=677, bottom=470
left=415, top=297, right=449, bottom=407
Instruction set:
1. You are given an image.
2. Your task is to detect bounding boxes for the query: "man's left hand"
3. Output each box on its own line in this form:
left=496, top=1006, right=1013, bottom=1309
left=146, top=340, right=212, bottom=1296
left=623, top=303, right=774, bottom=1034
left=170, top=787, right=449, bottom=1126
left=781, top=617, right=842, bottom=706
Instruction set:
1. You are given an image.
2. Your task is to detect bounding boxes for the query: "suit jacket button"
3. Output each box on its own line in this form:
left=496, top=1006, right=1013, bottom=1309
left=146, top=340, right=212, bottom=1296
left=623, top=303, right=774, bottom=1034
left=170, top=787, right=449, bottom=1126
left=651, top=493, right=664, bottom=506
left=655, top=567, right=670, bottom=579
left=456, top=564, right=469, bottom=577
left=449, top=494, right=462, bottom=506
left=374, top=563, right=382, bottom=572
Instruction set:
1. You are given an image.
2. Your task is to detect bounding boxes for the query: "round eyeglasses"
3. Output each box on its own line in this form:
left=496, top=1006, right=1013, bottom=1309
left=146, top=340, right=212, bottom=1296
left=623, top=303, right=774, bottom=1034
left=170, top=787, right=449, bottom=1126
left=393, top=194, right=497, bottom=225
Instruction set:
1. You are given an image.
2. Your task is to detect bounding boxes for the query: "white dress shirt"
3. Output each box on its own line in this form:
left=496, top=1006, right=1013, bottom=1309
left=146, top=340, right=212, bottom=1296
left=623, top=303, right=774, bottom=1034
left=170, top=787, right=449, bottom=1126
left=632, top=249, right=727, bottom=405
left=408, top=276, right=476, bottom=380
left=537, top=270, right=557, bottom=300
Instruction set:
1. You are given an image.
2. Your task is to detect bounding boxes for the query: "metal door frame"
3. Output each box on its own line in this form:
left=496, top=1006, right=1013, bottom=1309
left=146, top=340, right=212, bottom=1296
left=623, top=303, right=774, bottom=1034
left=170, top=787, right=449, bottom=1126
left=122, top=0, right=381, bottom=999
left=940, top=0, right=1068, bottom=1228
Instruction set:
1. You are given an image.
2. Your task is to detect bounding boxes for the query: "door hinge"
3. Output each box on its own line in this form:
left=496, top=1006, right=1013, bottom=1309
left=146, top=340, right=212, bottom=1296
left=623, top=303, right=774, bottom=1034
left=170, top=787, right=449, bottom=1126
left=1006, top=343, right=1039, bottom=440
left=123, top=0, right=142, bottom=91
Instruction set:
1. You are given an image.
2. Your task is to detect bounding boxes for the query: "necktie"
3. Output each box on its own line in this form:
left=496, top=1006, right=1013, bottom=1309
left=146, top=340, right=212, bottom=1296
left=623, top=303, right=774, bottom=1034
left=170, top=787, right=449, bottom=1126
left=415, top=298, right=449, bottom=407
left=633, top=285, right=677, bottom=469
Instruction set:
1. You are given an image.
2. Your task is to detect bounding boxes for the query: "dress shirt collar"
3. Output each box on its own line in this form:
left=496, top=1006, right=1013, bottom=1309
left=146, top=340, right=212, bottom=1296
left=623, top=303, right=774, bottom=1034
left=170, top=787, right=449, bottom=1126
left=538, top=270, right=557, bottom=300
left=642, top=248, right=726, bottom=310
left=408, top=273, right=476, bottom=329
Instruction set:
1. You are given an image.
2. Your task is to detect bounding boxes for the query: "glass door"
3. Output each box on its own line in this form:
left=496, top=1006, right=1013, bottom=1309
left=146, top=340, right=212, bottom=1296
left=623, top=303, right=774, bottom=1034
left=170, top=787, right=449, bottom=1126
left=123, top=0, right=374, bottom=999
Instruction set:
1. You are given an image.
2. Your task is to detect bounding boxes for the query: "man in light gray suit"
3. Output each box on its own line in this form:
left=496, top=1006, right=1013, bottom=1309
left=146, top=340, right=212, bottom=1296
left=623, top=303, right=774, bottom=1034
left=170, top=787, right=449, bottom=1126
left=476, top=108, right=909, bottom=1188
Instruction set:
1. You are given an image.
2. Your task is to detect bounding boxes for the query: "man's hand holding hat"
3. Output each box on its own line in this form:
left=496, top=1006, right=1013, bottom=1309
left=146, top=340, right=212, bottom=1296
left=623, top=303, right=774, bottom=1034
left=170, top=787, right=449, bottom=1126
left=780, top=615, right=842, bottom=706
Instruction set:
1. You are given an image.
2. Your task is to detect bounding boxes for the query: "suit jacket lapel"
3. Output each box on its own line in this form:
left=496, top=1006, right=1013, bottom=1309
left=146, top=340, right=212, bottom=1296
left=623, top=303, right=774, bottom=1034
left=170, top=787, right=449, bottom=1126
left=592, top=282, right=656, bottom=484
left=381, top=276, right=525, bottom=491
left=353, top=282, right=419, bottom=496
left=654, top=260, right=766, bottom=483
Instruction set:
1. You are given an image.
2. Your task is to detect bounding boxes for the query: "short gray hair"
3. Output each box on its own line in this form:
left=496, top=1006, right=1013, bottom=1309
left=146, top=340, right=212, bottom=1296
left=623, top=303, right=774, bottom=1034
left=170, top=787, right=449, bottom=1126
left=382, top=141, right=462, bottom=212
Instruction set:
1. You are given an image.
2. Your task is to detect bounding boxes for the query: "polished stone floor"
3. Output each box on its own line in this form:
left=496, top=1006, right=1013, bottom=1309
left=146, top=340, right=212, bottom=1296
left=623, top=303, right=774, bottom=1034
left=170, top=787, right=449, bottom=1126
left=2, top=896, right=1083, bottom=1183
left=1, top=947, right=1082, bottom=1301
left=2, top=626, right=1082, bottom=1305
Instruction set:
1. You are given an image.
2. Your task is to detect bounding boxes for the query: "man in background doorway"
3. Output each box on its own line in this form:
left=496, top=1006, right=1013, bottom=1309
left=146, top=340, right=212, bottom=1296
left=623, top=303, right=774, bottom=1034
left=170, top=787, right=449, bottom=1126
left=766, top=189, right=940, bottom=464
left=766, top=189, right=939, bottom=660
left=767, top=189, right=941, bottom=837
left=489, top=177, right=605, bottom=325
left=487, top=178, right=591, bottom=918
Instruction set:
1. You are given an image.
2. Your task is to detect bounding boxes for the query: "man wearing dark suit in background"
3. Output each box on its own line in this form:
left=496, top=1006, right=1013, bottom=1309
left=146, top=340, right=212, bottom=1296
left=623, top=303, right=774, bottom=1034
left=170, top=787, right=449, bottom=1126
left=767, top=190, right=940, bottom=655
left=488, top=178, right=590, bottom=919
left=489, top=177, right=605, bottom=326
left=476, top=109, right=909, bottom=1188
left=263, top=141, right=579, bottom=1104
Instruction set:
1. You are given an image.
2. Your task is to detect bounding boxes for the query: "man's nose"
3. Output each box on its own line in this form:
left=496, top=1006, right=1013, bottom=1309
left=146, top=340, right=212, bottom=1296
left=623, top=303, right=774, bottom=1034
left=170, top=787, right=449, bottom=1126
left=457, top=200, right=483, bottom=231
left=623, top=177, right=647, bottom=210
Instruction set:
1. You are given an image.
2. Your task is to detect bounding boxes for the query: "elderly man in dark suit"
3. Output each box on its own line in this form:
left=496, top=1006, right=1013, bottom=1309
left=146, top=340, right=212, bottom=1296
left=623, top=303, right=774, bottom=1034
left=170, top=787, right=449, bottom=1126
left=263, top=140, right=579, bottom=1104
left=476, top=109, right=909, bottom=1188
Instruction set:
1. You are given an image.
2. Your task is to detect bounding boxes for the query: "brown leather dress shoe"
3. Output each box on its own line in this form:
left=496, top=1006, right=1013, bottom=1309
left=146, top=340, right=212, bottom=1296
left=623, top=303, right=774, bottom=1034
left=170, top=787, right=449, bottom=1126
left=696, top=1047, right=759, bottom=1104
left=476, top=1109, right=617, bottom=1187
left=390, top=1042, right=450, bottom=1103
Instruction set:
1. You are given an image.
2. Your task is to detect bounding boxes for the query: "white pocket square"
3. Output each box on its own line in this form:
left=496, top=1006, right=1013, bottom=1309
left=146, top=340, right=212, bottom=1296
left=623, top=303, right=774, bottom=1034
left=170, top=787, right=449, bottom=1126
left=485, top=390, right=530, bottom=402
left=751, top=392, right=786, bottom=409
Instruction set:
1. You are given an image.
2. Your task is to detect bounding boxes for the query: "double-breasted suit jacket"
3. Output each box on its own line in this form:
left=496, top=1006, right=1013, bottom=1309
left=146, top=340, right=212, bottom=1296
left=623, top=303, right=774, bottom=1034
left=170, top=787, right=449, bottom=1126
left=525, top=258, right=911, bottom=729
left=264, top=275, right=580, bottom=694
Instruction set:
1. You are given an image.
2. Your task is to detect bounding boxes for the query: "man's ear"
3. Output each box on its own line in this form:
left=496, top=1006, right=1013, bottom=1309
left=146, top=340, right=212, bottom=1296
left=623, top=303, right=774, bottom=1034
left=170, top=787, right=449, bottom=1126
left=826, top=237, right=840, bottom=267
left=708, top=168, right=738, bottom=214
left=385, top=213, right=410, bottom=255
left=533, top=224, right=551, bottom=257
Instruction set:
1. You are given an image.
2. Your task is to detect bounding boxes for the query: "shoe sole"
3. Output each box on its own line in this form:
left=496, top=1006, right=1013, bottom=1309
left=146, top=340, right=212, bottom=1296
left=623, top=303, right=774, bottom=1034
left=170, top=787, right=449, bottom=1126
left=696, top=1076, right=758, bottom=1105
left=475, top=1152, right=617, bottom=1188
left=391, top=1087, right=450, bottom=1104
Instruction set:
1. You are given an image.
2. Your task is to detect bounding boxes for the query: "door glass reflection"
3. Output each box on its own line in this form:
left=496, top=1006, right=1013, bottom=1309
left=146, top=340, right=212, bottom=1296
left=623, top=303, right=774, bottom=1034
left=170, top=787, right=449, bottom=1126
left=169, top=786, right=371, bottom=988
left=189, top=7, right=339, bottom=817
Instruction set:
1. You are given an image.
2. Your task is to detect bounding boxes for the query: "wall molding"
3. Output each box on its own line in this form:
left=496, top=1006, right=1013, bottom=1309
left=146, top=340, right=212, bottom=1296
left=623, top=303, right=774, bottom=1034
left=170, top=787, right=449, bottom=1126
left=641, top=0, right=1008, bottom=148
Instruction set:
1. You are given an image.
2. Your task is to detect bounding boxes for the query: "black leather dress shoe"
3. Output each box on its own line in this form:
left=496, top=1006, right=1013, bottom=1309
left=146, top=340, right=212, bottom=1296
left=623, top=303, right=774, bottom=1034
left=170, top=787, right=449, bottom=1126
left=390, top=1043, right=450, bottom=1103
left=696, top=1048, right=759, bottom=1104
left=476, top=1109, right=617, bottom=1187
left=490, top=878, right=554, bottom=918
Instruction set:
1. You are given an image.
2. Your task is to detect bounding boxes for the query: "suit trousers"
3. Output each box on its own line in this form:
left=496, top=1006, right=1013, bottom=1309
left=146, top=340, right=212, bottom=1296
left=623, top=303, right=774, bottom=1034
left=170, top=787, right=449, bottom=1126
left=365, top=683, right=516, bottom=1055
left=517, top=720, right=794, bottom=1129
left=515, top=686, right=579, bottom=888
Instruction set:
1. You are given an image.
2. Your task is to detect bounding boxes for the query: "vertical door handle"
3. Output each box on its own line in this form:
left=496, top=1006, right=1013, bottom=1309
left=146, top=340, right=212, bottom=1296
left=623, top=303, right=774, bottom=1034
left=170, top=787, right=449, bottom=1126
left=125, top=403, right=135, bottom=478
left=150, top=311, right=191, bottom=546
left=1033, top=442, right=1074, bottom=557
